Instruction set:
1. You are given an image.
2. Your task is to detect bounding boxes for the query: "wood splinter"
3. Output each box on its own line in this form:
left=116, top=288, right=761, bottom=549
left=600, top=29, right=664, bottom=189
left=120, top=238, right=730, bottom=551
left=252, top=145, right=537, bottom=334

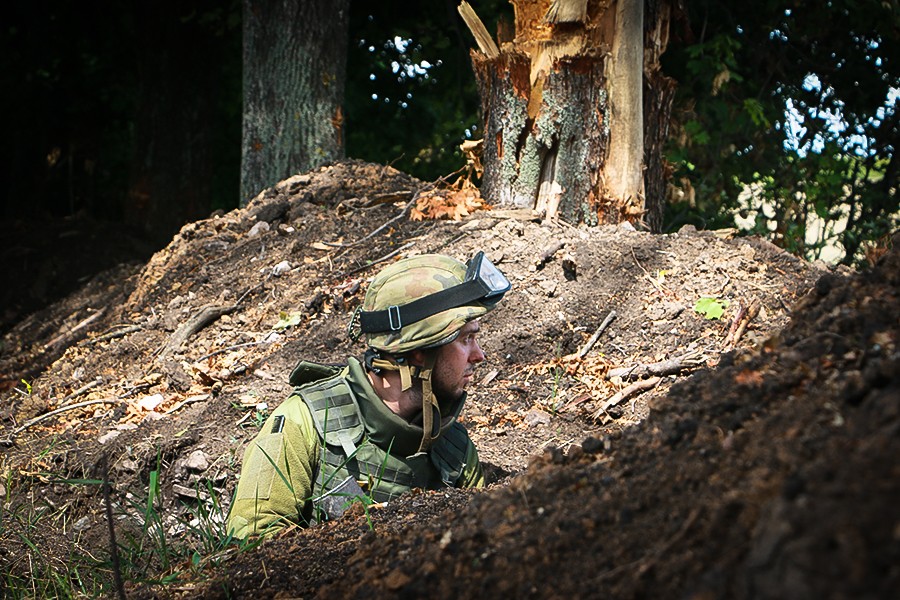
left=593, top=376, right=662, bottom=420
left=724, top=299, right=761, bottom=347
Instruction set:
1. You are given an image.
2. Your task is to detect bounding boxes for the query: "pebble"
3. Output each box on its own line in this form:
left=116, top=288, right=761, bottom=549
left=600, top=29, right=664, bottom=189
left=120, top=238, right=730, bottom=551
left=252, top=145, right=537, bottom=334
left=247, top=221, right=270, bottom=237
left=185, top=450, right=210, bottom=472
left=98, top=430, right=121, bottom=444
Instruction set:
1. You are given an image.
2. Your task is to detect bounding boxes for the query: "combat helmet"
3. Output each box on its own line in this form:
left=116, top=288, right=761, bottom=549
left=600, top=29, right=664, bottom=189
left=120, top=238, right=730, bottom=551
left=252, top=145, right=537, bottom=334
left=350, top=251, right=510, bottom=451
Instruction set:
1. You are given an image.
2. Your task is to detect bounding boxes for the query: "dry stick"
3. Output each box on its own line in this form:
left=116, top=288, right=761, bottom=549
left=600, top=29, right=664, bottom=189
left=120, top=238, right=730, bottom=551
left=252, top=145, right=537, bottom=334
left=194, top=340, right=270, bottom=362
left=344, top=241, right=417, bottom=276
left=727, top=298, right=761, bottom=347
left=594, top=376, right=662, bottom=419
left=88, top=324, right=142, bottom=345
left=334, top=167, right=467, bottom=257
left=45, top=308, right=107, bottom=349
left=607, top=351, right=705, bottom=380
left=577, top=310, right=617, bottom=359
left=57, top=378, right=104, bottom=408
left=630, top=247, right=669, bottom=297
left=98, top=453, right=127, bottom=600
left=334, top=195, right=419, bottom=256
left=11, top=398, right=125, bottom=437
left=155, top=281, right=266, bottom=361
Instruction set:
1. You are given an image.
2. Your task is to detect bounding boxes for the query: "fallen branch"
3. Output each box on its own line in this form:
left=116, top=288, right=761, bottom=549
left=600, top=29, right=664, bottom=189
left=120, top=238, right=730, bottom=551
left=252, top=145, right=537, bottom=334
left=45, top=308, right=106, bottom=349
left=345, top=241, right=416, bottom=276
left=155, top=282, right=265, bottom=361
left=11, top=398, right=125, bottom=438
left=577, top=310, right=617, bottom=359
left=89, top=325, right=142, bottom=345
left=607, top=351, right=705, bottom=380
left=334, top=195, right=418, bottom=255
left=535, top=242, right=565, bottom=269
left=57, top=378, right=104, bottom=408
left=593, top=376, right=662, bottom=419
left=724, top=298, right=761, bottom=347
left=156, top=305, right=237, bottom=361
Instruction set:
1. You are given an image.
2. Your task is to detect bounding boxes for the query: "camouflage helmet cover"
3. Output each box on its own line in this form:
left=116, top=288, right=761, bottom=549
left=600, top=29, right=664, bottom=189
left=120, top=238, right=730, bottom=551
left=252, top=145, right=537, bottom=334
left=361, top=254, right=494, bottom=353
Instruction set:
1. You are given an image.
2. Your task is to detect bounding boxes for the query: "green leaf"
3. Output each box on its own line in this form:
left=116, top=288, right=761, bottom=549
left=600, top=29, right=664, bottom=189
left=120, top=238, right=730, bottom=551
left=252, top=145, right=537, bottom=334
left=273, top=311, right=303, bottom=331
left=694, top=297, right=729, bottom=320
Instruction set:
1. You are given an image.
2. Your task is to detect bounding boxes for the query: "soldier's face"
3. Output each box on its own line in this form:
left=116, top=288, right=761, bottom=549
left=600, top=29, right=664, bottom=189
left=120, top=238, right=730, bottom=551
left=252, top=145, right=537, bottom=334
left=431, top=320, right=485, bottom=402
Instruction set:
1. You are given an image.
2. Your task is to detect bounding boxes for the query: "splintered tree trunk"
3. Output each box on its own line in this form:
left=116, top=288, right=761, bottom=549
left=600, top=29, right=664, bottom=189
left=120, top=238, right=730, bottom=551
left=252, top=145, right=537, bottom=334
left=241, top=0, right=349, bottom=204
left=461, top=0, right=675, bottom=229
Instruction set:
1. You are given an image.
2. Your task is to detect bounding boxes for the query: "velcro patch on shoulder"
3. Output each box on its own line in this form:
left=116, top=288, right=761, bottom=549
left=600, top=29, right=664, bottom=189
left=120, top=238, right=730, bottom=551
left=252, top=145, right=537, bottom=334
left=236, top=433, right=285, bottom=501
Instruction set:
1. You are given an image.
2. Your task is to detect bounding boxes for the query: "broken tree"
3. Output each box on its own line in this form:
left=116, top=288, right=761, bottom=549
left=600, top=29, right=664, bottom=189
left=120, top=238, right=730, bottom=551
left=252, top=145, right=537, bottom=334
left=459, top=0, right=678, bottom=230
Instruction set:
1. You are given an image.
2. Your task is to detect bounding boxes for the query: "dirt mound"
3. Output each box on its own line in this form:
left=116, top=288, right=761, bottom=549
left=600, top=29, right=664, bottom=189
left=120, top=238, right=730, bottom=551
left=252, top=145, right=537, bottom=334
left=1, top=160, right=894, bottom=598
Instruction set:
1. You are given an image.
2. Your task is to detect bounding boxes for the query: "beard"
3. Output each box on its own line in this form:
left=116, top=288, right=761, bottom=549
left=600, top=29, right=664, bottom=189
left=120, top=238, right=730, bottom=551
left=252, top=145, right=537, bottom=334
left=432, top=377, right=466, bottom=416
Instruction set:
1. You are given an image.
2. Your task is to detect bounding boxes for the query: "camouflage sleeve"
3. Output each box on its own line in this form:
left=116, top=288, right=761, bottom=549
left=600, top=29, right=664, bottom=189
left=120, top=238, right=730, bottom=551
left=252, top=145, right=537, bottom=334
left=226, top=396, right=320, bottom=539
left=457, top=436, right=485, bottom=489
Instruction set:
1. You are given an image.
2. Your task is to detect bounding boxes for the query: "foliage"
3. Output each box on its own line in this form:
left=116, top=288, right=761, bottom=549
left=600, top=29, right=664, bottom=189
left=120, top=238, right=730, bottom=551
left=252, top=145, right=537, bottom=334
left=664, top=0, right=899, bottom=265
left=693, top=297, right=729, bottom=320
left=344, top=1, right=511, bottom=181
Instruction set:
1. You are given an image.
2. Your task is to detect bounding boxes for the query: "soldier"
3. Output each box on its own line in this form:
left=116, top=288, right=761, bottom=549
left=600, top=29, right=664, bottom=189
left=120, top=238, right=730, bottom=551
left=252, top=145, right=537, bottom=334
left=226, top=251, right=510, bottom=537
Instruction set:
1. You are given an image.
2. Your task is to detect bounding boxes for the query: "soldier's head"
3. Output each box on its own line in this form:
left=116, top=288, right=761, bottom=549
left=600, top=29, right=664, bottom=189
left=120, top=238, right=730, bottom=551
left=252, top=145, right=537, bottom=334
left=350, top=252, right=510, bottom=450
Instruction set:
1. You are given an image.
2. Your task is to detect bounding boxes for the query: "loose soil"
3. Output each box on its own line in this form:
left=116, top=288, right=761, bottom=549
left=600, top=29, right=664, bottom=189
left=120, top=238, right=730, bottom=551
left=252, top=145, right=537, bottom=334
left=0, top=160, right=896, bottom=598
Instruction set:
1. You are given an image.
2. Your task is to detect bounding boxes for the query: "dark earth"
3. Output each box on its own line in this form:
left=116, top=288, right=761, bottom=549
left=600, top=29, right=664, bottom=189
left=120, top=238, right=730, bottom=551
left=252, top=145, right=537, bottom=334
left=0, top=161, right=897, bottom=598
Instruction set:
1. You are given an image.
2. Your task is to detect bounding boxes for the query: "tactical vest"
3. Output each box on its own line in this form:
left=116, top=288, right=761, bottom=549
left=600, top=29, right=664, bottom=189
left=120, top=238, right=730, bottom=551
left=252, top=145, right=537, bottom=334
left=290, top=362, right=470, bottom=521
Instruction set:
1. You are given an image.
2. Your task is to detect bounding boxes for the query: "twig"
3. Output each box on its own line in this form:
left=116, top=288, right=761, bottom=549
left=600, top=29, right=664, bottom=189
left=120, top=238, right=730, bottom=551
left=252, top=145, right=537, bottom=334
left=45, top=308, right=106, bottom=349
left=57, top=378, right=104, bottom=408
left=12, top=398, right=125, bottom=437
left=607, top=351, right=705, bottom=380
left=165, top=394, right=210, bottom=415
left=155, top=281, right=265, bottom=361
left=334, top=169, right=465, bottom=257
left=725, top=299, right=761, bottom=347
left=88, top=324, right=142, bottom=345
left=630, top=247, right=669, bottom=297
left=334, top=195, right=418, bottom=255
left=194, top=340, right=270, bottom=362
left=344, top=241, right=416, bottom=276
left=98, top=453, right=127, bottom=600
left=594, top=377, right=662, bottom=419
left=535, top=242, right=565, bottom=269
left=577, top=310, right=617, bottom=359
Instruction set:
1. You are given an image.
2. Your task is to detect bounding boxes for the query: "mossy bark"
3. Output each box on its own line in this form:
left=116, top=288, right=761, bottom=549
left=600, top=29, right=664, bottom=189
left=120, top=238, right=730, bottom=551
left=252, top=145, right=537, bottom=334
left=241, top=0, right=349, bottom=204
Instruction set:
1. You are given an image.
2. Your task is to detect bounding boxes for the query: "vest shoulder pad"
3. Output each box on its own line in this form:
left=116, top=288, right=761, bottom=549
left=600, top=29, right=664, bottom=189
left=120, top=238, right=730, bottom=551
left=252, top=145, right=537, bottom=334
left=298, top=375, right=364, bottom=456
left=288, top=360, right=343, bottom=387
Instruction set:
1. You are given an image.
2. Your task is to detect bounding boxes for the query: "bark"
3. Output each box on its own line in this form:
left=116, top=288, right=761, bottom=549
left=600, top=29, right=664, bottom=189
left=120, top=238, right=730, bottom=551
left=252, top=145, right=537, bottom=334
left=241, top=0, right=349, bottom=204
left=463, top=0, right=677, bottom=228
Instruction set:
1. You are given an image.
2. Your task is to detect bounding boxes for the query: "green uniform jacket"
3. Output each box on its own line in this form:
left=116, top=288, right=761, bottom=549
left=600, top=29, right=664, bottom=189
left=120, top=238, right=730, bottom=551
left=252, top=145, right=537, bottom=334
left=227, top=357, right=484, bottom=538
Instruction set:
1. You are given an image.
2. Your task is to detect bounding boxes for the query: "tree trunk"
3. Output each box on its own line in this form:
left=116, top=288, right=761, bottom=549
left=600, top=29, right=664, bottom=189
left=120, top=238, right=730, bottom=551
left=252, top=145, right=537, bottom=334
left=461, top=0, right=676, bottom=229
left=241, top=0, right=349, bottom=204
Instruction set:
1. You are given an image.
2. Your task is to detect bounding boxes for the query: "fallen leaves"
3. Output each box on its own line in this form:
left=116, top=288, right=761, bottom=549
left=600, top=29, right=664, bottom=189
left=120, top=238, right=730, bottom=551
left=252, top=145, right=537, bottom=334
left=410, top=178, right=490, bottom=221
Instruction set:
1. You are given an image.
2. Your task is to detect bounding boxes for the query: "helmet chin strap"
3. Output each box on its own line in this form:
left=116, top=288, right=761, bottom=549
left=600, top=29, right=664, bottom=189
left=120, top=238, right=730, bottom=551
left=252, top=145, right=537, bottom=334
left=367, top=351, right=441, bottom=453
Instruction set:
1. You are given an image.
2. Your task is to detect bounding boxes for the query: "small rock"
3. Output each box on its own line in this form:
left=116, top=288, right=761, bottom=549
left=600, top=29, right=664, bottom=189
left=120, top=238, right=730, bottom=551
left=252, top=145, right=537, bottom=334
left=538, top=279, right=558, bottom=297
left=185, top=450, right=210, bottom=472
left=138, top=394, right=164, bottom=412
left=271, top=260, right=292, bottom=277
left=73, top=516, right=91, bottom=532
left=247, top=221, right=270, bottom=237
left=173, top=484, right=199, bottom=499
left=525, top=409, right=551, bottom=427
left=120, top=459, right=139, bottom=473
left=98, top=430, right=121, bottom=445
